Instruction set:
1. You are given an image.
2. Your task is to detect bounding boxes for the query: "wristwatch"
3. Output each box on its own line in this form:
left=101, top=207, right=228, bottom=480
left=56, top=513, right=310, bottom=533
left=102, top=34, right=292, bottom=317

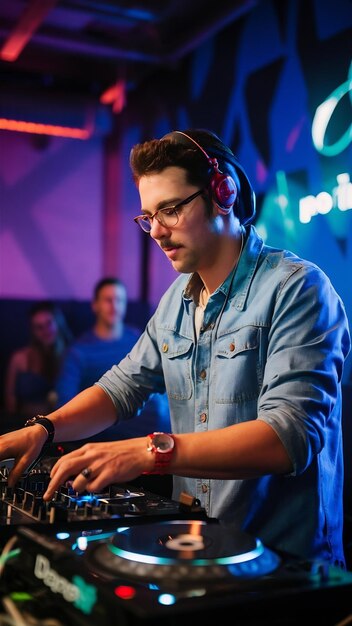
left=146, top=432, right=175, bottom=474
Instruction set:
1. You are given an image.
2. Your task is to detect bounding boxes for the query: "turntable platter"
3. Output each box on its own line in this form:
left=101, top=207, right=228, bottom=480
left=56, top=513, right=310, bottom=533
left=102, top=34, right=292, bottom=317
left=90, top=519, right=281, bottom=581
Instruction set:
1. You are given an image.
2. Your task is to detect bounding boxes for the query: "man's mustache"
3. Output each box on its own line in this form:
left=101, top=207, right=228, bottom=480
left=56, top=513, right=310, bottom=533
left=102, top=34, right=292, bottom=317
left=160, top=241, right=181, bottom=250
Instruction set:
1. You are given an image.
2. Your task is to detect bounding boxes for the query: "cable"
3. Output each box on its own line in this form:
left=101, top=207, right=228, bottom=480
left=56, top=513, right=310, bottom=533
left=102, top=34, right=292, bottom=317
left=0, top=536, right=20, bottom=580
left=0, top=612, right=16, bottom=626
left=0, top=531, right=66, bottom=626
left=1, top=595, right=65, bottom=626
left=2, top=597, right=27, bottom=626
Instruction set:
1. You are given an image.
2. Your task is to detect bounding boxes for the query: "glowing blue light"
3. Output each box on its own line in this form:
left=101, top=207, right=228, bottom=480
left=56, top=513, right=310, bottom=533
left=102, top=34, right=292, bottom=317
left=299, top=173, right=352, bottom=223
left=72, top=531, right=120, bottom=551
left=75, top=494, right=98, bottom=506
left=228, top=546, right=280, bottom=578
left=77, top=536, right=88, bottom=551
left=108, top=538, right=265, bottom=565
left=277, top=194, right=288, bottom=209
left=56, top=532, right=70, bottom=540
left=311, top=62, right=352, bottom=156
left=158, top=593, right=176, bottom=606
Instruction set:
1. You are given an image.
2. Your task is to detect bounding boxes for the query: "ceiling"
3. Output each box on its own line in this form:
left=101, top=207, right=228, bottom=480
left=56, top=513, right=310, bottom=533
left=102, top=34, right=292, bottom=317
left=0, top=0, right=258, bottom=117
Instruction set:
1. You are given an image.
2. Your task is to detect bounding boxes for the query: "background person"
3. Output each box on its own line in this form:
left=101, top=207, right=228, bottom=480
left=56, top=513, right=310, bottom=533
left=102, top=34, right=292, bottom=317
left=55, top=276, right=170, bottom=438
left=4, top=300, right=72, bottom=419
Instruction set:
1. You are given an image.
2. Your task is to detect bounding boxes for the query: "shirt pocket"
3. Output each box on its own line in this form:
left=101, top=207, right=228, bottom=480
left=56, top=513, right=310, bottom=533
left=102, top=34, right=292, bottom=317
left=214, top=326, right=260, bottom=404
left=160, top=335, right=193, bottom=400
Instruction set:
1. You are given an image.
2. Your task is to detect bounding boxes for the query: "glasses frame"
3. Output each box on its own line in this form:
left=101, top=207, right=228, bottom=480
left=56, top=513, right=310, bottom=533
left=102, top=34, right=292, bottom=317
left=133, top=188, right=205, bottom=233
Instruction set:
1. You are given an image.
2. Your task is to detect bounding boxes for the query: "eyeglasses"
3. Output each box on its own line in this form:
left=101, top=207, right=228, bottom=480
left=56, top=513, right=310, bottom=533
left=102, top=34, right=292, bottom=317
left=133, top=188, right=205, bottom=233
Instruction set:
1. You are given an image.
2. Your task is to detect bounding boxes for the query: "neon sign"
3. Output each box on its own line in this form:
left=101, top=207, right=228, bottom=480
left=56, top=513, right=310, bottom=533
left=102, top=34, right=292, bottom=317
left=311, top=62, right=352, bottom=156
left=299, top=173, right=352, bottom=223
left=298, top=63, right=352, bottom=224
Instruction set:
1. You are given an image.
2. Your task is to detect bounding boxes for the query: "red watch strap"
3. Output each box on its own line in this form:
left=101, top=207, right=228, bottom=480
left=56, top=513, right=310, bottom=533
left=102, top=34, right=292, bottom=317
left=145, top=432, right=174, bottom=474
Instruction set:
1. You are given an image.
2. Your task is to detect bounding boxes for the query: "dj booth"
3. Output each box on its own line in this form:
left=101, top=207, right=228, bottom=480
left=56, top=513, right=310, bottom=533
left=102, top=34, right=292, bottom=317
left=0, top=456, right=351, bottom=626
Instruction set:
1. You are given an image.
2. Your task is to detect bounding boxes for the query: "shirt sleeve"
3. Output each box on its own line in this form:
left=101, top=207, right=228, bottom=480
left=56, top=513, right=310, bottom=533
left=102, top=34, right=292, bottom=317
left=257, top=261, right=350, bottom=475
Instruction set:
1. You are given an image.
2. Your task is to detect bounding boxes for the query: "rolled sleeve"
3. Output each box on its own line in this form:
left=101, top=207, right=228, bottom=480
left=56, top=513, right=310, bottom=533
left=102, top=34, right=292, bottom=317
left=257, top=262, right=350, bottom=475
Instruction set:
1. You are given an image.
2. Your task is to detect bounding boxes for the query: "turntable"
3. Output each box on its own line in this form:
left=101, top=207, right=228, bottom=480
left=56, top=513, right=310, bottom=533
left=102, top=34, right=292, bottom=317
left=88, top=519, right=280, bottom=583
left=3, top=519, right=352, bottom=626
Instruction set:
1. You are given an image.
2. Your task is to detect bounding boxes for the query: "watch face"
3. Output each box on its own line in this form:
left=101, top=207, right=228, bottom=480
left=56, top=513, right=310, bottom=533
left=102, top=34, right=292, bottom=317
left=153, top=433, right=174, bottom=453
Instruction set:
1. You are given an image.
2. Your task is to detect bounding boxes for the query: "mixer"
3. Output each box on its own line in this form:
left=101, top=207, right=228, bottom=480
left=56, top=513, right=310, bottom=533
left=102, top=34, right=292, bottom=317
left=0, top=456, right=204, bottom=537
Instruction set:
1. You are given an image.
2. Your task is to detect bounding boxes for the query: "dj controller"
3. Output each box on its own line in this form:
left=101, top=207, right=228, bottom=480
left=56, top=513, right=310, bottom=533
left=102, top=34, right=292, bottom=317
left=1, top=457, right=352, bottom=626
left=0, top=456, right=200, bottom=534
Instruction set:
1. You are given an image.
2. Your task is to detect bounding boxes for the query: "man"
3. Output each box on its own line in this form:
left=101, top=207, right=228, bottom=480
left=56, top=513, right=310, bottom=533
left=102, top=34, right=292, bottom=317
left=55, top=277, right=169, bottom=439
left=56, top=277, right=137, bottom=407
left=1, top=129, right=350, bottom=566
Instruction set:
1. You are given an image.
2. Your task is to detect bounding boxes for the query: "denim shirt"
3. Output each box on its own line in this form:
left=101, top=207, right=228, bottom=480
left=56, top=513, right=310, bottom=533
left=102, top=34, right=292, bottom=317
left=97, top=225, right=350, bottom=564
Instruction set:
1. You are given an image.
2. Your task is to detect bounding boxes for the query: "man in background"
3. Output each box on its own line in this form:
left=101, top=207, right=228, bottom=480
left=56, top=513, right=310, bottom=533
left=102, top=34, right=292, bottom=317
left=56, top=277, right=170, bottom=440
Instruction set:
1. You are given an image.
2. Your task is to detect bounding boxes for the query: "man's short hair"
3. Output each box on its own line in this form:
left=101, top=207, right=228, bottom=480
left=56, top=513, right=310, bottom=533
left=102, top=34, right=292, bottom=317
left=93, top=277, right=126, bottom=300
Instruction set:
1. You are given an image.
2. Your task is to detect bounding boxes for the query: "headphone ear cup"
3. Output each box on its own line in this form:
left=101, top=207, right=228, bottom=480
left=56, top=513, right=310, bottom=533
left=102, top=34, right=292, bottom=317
left=211, top=171, right=238, bottom=214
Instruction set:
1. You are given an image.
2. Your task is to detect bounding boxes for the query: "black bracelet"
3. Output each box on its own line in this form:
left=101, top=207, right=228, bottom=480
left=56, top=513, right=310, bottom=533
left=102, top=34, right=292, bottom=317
left=24, top=415, right=55, bottom=444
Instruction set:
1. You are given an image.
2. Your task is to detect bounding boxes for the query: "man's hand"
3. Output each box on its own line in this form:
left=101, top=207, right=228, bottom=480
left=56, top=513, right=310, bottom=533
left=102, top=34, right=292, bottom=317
left=43, top=437, right=155, bottom=501
left=0, top=427, right=48, bottom=487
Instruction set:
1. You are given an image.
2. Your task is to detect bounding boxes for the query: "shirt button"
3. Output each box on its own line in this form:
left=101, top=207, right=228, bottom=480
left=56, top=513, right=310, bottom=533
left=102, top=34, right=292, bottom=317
left=200, top=369, right=206, bottom=379
left=201, top=484, right=208, bottom=493
left=229, top=342, right=235, bottom=351
left=162, top=343, right=168, bottom=353
left=200, top=413, right=207, bottom=423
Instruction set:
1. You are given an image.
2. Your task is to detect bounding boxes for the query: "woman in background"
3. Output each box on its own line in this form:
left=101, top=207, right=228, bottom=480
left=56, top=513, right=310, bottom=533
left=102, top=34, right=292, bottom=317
left=4, top=300, right=72, bottom=418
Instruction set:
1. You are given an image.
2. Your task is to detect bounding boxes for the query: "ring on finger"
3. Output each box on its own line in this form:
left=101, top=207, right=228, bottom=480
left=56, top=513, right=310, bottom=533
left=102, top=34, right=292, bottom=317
left=81, top=467, right=92, bottom=479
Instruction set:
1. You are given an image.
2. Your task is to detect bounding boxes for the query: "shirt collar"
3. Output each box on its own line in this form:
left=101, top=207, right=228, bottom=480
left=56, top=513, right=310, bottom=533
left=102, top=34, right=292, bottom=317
left=182, top=225, right=264, bottom=309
